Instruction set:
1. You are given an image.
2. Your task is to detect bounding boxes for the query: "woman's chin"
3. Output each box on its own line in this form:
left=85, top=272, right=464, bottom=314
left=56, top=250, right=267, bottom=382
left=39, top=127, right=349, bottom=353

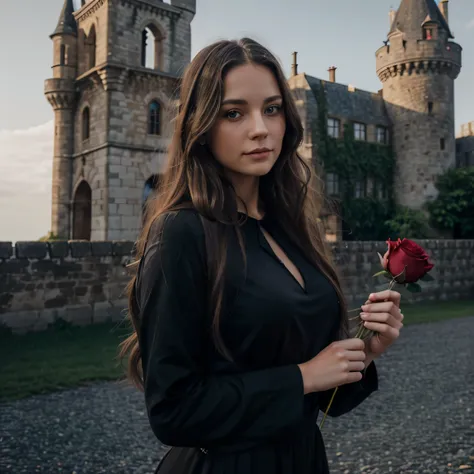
left=242, top=161, right=275, bottom=177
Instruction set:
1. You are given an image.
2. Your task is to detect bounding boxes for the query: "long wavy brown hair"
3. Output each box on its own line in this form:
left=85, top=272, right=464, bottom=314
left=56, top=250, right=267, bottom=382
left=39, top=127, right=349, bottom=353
left=119, top=37, right=349, bottom=390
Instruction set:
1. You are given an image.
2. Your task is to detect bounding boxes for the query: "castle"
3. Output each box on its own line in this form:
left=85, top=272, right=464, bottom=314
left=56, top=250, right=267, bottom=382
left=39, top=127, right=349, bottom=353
left=45, top=0, right=465, bottom=241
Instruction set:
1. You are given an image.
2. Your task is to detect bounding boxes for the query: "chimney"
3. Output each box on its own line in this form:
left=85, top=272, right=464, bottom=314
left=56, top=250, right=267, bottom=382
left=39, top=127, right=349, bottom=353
left=291, top=52, right=298, bottom=77
left=439, top=0, right=449, bottom=24
left=389, top=9, right=397, bottom=28
left=328, top=66, right=337, bottom=83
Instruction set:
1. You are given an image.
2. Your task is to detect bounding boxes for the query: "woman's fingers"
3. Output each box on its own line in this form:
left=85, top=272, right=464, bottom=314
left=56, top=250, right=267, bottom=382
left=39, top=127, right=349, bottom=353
left=361, top=311, right=404, bottom=329
left=362, top=301, right=403, bottom=320
left=368, top=290, right=401, bottom=307
left=363, top=321, right=401, bottom=338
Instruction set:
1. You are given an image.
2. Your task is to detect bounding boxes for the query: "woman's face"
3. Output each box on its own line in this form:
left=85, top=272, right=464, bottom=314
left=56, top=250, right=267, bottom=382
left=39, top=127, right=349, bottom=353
left=208, top=63, right=286, bottom=181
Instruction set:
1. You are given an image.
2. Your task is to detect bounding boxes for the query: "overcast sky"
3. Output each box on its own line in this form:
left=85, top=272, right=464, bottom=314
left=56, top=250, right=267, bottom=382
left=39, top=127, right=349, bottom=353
left=0, top=0, right=473, bottom=242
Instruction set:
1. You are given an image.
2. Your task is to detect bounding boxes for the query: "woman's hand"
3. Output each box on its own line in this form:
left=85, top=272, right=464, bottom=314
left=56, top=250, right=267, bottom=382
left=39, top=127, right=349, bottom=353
left=361, top=290, right=403, bottom=356
left=298, top=338, right=367, bottom=394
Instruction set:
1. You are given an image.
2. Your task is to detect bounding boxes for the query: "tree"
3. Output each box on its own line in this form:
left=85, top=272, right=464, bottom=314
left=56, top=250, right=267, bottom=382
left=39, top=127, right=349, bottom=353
left=384, top=207, right=434, bottom=240
left=427, top=168, right=474, bottom=239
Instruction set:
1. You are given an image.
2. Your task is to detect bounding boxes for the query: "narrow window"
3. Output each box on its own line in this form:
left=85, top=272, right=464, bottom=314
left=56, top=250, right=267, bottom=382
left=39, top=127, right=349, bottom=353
left=354, top=122, right=367, bottom=141
left=440, top=138, right=446, bottom=150
left=325, top=173, right=340, bottom=195
left=354, top=180, right=365, bottom=198
left=82, top=107, right=90, bottom=141
left=148, top=101, right=161, bottom=135
left=327, top=118, right=340, bottom=138
left=377, top=183, right=388, bottom=200
left=366, top=177, right=374, bottom=196
left=87, top=25, right=96, bottom=69
left=424, top=28, right=433, bottom=40
left=141, top=24, right=164, bottom=70
left=60, top=44, right=67, bottom=66
left=428, top=102, right=433, bottom=115
left=376, top=126, right=388, bottom=144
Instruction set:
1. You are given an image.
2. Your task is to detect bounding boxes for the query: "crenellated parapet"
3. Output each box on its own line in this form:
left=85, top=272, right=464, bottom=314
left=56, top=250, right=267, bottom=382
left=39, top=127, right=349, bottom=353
left=376, top=38, right=462, bottom=82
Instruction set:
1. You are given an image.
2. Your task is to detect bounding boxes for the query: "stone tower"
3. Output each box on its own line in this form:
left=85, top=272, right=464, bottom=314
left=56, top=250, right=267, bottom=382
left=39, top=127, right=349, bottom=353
left=44, top=0, right=77, bottom=240
left=45, top=0, right=196, bottom=240
left=376, top=0, right=462, bottom=209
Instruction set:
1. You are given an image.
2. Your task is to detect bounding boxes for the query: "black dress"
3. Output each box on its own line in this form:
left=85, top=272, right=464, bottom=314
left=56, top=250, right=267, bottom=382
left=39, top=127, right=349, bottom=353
left=135, top=209, right=378, bottom=474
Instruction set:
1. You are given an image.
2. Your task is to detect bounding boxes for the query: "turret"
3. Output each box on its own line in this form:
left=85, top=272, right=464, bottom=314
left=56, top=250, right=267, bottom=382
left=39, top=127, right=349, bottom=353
left=44, top=0, right=78, bottom=238
left=167, top=0, right=195, bottom=74
left=170, top=0, right=196, bottom=15
left=375, top=0, right=462, bottom=210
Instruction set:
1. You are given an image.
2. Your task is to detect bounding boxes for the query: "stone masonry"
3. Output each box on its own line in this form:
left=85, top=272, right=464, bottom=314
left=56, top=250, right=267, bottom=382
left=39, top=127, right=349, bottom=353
left=375, top=1, right=462, bottom=209
left=1, top=239, right=473, bottom=333
left=44, top=0, right=195, bottom=241
left=44, top=0, right=465, bottom=242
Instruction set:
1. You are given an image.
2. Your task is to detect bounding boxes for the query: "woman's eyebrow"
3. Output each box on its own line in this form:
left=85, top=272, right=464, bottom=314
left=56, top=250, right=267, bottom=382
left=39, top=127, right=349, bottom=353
left=221, top=95, right=283, bottom=106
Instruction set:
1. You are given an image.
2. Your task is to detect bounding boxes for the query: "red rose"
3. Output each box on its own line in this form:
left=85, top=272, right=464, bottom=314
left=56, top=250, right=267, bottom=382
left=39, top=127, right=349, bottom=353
left=384, top=238, right=434, bottom=283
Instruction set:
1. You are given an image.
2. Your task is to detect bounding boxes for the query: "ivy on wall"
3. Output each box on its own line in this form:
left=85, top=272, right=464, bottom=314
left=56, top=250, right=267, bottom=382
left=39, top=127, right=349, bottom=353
left=314, top=82, right=396, bottom=241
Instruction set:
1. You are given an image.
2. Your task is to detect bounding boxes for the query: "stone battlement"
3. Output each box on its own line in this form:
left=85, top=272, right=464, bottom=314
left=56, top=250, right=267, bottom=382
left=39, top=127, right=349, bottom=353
left=1, top=239, right=473, bottom=334
left=376, top=38, right=462, bottom=82
left=0, top=240, right=135, bottom=260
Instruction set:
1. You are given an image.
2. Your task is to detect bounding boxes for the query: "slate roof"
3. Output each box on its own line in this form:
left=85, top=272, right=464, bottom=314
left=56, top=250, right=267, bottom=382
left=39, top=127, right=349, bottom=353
left=389, top=0, right=453, bottom=39
left=306, top=75, right=390, bottom=127
left=51, top=0, right=77, bottom=37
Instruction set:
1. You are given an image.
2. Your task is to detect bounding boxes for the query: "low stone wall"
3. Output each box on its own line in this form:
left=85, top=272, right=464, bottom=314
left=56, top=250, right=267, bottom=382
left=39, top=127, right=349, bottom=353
left=0, top=240, right=134, bottom=333
left=331, top=239, right=474, bottom=305
left=1, top=239, right=473, bottom=333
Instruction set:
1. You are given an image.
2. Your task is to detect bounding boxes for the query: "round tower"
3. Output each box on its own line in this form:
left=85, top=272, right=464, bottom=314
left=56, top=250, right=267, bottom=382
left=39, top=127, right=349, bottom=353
left=376, top=0, right=462, bottom=210
left=44, top=0, right=78, bottom=239
left=169, top=0, right=196, bottom=73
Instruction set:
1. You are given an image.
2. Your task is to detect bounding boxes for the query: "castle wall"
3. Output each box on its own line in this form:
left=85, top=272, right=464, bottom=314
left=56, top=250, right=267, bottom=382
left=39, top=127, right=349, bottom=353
left=74, top=83, right=107, bottom=152
left=376, top=36, right=462, bottom=209
left=47, top=0, right=194, bottom=242
left=75, top=0, right=109, bottom=75
left=104, top=74, right=178, bottom=241
left=1, top=239, right=473, bottom=333
left=106, top=0, right=192, bottom=75
left=383, top=73, right=455, bottom=206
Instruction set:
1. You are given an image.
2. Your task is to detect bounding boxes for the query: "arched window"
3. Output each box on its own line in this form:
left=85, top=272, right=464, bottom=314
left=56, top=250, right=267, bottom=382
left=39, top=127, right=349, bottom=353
left=73, top=181, right=92, bottom=240
left=82, top=107, right=90, bottom=141
left=87, top=24, right=96, bottom=69
left=148, top=101, right=161, bottom=135
left=141, top=24, right=164, bottom=70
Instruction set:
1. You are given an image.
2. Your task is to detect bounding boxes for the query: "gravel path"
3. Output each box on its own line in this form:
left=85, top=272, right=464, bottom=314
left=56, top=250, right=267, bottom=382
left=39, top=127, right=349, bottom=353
left=1, top=317, right=473, bottom=474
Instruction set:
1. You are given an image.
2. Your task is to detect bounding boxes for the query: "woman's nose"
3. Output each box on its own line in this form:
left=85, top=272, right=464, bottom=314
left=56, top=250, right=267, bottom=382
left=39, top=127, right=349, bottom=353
left=248, top=113, right=269, bottom=140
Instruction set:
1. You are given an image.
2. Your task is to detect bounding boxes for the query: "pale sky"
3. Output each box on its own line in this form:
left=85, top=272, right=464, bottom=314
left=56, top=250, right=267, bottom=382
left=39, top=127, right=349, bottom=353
left=0, top=0, right=473, bottom=242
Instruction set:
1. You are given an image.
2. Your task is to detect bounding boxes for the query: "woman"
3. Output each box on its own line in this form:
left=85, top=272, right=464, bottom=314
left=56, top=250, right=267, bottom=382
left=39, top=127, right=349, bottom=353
left=120, top=38, right=404, bottom=473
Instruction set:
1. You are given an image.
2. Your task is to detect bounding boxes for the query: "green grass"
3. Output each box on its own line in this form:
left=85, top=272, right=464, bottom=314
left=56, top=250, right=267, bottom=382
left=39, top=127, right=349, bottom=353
left=400, top=299, right=474, bottom=325
left=1, top=300, right=473, bottom=402
left=0, top=321, right=132, bottom=402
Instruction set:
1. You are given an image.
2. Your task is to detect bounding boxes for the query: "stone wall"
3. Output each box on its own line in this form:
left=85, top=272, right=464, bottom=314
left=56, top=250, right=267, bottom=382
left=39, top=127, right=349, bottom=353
left=0, top=241, right=133, bottom=333
left=376, top=34, right=462, bottom=210
left=1, top=239, right=473, bottom=334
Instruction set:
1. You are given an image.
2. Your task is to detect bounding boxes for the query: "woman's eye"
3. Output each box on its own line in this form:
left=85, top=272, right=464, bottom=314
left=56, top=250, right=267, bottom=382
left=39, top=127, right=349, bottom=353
left=266, top=105, right=282, bottom=115
left=226, top=110, right=241, bottom=120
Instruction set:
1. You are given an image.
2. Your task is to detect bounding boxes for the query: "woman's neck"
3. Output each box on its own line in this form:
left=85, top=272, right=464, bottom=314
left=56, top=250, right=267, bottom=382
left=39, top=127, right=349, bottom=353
left=229, top=174, right=264, bottom=219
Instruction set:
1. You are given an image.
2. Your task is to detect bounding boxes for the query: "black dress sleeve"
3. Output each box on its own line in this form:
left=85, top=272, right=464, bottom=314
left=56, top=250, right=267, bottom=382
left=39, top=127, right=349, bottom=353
left=136, top=210, right=305, bottom=449
left=318, top=359, right=378, bottom=417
